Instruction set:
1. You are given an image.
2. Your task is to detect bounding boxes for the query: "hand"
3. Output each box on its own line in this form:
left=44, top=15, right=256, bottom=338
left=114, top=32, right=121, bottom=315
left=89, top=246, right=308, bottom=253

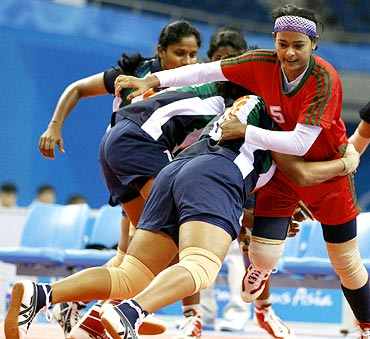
left=341, top=143, right=360, bottom=175
left=288, top=201, right=314, bottom=237
left=38, top=122, right=65, bottom=159
left=105, top=248, right=125, bottom=268
left=220, top=116, right=247, bottom=141
left=114, top=75, right=155, bottom=101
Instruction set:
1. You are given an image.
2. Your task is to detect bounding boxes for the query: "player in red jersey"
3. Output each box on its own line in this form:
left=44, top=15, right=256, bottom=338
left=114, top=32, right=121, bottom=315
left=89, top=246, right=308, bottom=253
left=113, top=4, right=370, bottom=338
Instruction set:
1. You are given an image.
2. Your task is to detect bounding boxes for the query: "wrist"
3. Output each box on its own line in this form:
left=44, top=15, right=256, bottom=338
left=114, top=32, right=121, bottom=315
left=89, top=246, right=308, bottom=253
left=49, top=120, right=62, bottom=127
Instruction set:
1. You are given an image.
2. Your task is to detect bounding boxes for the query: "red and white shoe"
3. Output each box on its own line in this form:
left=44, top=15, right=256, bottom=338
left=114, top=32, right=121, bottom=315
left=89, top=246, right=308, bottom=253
left=68, top=302, right=109, bottom=339
left=68, top=301, right=166, bottom=338
left=241, top=265, right=271, bottom=303
left=175, top=308, right=202, bottom=338
left=360, top=323, right=370, bottom=338
left=255, top=304, right=293, bottom=338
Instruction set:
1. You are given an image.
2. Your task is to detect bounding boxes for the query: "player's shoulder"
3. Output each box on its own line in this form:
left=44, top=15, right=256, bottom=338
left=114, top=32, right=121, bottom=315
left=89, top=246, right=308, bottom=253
left=222, top=49, right=278, bottom=67
left=311, top=55, right=340, bottom=80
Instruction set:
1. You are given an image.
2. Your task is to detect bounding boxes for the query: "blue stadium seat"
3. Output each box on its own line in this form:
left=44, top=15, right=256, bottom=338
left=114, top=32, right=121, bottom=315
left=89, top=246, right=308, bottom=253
left=280, top=220, right=335, bottom=276
left=63, top=205, right=123, bottom=268
left=0, top=202, right=90, bottom=266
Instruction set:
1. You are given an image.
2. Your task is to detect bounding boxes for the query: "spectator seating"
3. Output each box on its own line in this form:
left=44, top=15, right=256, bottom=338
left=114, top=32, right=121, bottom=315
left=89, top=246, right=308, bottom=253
left=63, top=205, right=123, bottom=268
left=0, top=202, right=90, bottom=268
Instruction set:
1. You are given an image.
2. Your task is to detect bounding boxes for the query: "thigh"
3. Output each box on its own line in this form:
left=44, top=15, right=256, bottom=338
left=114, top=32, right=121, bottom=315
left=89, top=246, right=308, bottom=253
left=299, top=176, right=359, bottom=225
left=254, top=169, right=299, bottom=218
left=127, top=229, right=178, bottom=276
left=179, top=221, right=232, bottom=263
left=123, top=195, right=146, bottom=226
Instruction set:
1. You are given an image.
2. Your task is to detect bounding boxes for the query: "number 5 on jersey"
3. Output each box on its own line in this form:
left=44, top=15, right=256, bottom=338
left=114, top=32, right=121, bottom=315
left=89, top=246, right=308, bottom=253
left=269, top=106, right=286, bottom=124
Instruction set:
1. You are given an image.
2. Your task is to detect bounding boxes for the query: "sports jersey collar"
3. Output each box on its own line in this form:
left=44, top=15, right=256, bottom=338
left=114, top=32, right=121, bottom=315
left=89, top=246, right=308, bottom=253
left=280, top=56, right=315, bottom=97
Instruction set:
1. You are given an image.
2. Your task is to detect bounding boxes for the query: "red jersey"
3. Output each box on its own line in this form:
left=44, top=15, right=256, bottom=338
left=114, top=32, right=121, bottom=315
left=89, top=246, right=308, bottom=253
left=221, top=49, right=347, bottom=161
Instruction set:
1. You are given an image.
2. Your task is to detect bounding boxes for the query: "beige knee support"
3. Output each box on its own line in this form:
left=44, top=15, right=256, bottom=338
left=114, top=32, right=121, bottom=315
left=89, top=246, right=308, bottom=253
left=249, top=236, right=285, bottom=271
left=176, top=247, right=222, bottom=294
left=108, top=254, right=155, bottom=300
left=327, top=238, right=368, bottom=289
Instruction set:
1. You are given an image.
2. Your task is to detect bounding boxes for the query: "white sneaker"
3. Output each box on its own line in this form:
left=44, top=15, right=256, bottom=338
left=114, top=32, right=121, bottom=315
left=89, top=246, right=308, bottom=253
left=175, top=309, right=203, bottom=338
left=241, top=265, right=271, bottom=302
left=53, top=302, right=85, bottom=337
left=255, top=304, right=293, bottom=338
left=101, top=301, right=144, bottom=339
left=4, top=281, right=51, bottom=339
left=217, top=305, right=249, bottom=332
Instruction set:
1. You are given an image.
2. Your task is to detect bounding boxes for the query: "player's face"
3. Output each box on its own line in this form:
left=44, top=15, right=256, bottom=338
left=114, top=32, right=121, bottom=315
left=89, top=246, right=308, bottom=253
left=274, top=31, right=316, bottom=81
left=158, top=36, right=199, bottom=70
left=210, top=46, right=240, bottom=61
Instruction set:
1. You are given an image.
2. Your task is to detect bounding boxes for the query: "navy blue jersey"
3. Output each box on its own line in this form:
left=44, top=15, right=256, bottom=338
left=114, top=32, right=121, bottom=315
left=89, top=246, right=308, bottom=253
left=177, top=95, right=276, bottom=194
left=104, top=57, right=161, bottom=109
left=113, top=85, right=227, bottom=153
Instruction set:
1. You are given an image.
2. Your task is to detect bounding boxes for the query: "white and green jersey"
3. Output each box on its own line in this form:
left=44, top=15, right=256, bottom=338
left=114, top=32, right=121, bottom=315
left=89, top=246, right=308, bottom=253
left=177, top=95, right=276, bottom=193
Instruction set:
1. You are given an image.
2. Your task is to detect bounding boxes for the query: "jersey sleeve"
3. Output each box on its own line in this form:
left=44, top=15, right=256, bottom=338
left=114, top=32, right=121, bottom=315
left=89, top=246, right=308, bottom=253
left=103, top=67, right=123, bottom=94
left=221, top=53, right=256, bottom=88
left=297, top=66, right=342, bottom=129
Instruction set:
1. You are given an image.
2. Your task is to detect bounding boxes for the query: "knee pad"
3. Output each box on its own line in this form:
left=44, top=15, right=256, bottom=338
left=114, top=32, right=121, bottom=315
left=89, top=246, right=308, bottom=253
left=108, top=254, right=154, bottom=300
left=249, top=236, right=285, bottom=271
left=327, top=238, right=368, bottom=289
left=176, top=247, right=222, bottom=294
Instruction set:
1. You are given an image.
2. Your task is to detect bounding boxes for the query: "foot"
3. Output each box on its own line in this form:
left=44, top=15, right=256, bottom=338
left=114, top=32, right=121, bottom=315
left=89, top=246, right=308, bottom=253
left=255, top=304, right=292, bottom=339
left=175, top=308, right=202, bottom=338
left=53, top=301, right=86, bottom=337
left=360, top=323, right=370, bottom=338
left=69, top=301, right=166, bottom=338
left=100, top=300, right=146, bottom=339
left=241, top=265, right=271, bottom=302
left=68, top=302, right=109, bottom=339
left=4, top=281, right=51, bottom=339
left=217, top=305, right=249, bottom=332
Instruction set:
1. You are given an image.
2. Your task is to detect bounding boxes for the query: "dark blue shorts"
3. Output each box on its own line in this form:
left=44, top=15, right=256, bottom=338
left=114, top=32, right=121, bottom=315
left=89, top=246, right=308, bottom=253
left=99, top=119, right=171, bottom=205
left=138, top=154, right=246, bottom=242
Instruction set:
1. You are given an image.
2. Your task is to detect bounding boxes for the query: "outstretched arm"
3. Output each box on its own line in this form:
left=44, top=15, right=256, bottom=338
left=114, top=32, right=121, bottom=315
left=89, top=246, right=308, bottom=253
left=272, top=144, right=360, bottom=186
left=39, top=73, right=107, bottom=159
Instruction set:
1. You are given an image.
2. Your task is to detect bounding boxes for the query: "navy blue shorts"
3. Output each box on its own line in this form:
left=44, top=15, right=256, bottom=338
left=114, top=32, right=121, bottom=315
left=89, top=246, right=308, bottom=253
left=99, top=119, right=171, bottom=205
left=138, top=154, right=246, bottom=242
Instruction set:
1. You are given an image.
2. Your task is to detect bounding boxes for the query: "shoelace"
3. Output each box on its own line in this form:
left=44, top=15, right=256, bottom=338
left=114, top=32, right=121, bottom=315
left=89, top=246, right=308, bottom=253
left=248, top=269, right=263, bottom=284
left=41, top=284, right=53, bottom=322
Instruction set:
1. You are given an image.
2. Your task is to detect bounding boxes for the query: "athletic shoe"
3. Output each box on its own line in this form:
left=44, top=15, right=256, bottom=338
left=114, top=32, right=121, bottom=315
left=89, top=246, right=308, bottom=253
left=217, top=305, right=249, bottom=332
left=175, top=308, right=202, bottom=338
left=4, top=281, right=52, bottom=339
left=360, top=323, right=370, bottom=338
left=68, top=302, right=109, bottom=339
left=100, top=300, right=146, bottom=339
left=53, top=302, right=86, bottom=337
left=255, top=303, right=292, bottom=338
left=68, top=301, right=166, bottom=338
left=241, top=265, right=271, bottom=302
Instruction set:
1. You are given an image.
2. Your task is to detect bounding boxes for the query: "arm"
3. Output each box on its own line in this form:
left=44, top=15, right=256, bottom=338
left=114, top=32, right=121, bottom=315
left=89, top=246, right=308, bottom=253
left=39, top=73, right=107, bottom=159
left=272, top=143, right=360, bottom=186
left=114, top=61, right=226, bottom=101
left=221, top=119, right=322, bottom=156
left=349, top=122, right=370, bottom=155
left=348, top=101, right=370, bottom=154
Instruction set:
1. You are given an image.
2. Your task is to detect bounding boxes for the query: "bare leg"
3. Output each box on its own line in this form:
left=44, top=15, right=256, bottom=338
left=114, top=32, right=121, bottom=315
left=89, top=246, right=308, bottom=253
left=134, top=221, right=232, bottom=313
